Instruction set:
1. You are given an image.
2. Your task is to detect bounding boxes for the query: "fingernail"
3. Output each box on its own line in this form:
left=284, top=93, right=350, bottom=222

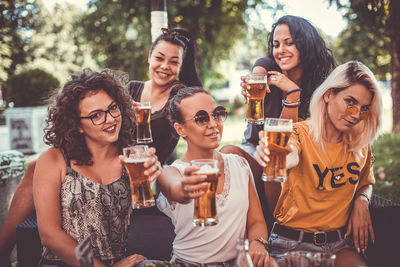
left=362, top=249, right=365, bottom=254
left=344, top=234, right=347, bottom=239
left=356, top=248, right=360, bottom=254
left=372, top=239, right=375, bottom=244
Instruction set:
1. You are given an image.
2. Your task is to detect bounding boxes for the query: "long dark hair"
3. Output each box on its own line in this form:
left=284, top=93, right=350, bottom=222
left=268, top=15, right=336, bottom=118
left=150, top=28, right=202, bottom=87
left=44, top=70, right=136, bottom=165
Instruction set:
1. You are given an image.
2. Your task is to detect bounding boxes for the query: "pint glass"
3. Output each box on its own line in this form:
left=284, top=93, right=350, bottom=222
left=135, top=102, right=153, bottom=144
left=245, top=74, right=268, bottom=125
left=262, top=118, right=292, bottom=182
left=123, top=145, right=155, bottom=209
left=190, top=159, right=219, bottom=227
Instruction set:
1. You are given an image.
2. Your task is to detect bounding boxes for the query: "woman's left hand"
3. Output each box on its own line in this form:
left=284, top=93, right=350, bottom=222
left=249, top=240, right=275, bottom=267
left=143, top=147, right=162, bottom=182
left=346, top=195, right=375, bottom=254
left=267, top=71, right=299, bottom=93
left=120, top=147, right=162, bottom=182
left=111, top=253, right=147, bottom=267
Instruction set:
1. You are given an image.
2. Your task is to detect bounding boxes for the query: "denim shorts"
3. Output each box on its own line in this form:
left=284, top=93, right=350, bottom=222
left=267, top=232, right=355, bottom=256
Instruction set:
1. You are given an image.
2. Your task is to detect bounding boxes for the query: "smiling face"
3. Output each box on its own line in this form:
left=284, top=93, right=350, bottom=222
left=272, top=24, right=301, bottom=73
left=78, top=89, right=122, bottom=146
left=148, top=40, right=184, bottom=88
left=174, top=93, right=223, bottom=150
left=324, top=83, right=373, bottom=135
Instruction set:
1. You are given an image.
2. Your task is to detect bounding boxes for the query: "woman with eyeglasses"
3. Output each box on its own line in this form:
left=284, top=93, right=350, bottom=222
left=148, top=87, right=278, bottom=267
left=127, top=28, right=201, bottom=165
left=0, top=29, right=201, bottom=265
left=253, top=61, right=382, bottom=267
left=32, top=70, right=162, bottom=267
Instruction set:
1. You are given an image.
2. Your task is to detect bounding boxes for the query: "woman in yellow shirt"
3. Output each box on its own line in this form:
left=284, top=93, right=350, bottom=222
left=254, top=61, right=382, bottom=267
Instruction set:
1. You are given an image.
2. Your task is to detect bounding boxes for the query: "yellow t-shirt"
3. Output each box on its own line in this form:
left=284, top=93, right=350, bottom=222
left=274, top=121, right=375, bottom=232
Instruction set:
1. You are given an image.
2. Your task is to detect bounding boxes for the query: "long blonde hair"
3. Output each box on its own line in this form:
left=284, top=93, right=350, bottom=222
left=309, top=61, right=382, bottom=160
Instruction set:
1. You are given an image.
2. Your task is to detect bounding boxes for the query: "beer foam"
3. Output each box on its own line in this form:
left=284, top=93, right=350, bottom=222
left=248, top=80, right=267, bottom=84
left=194, top=165, right=219, bottom=174
left=124, top=158, right=148, bottom=163
left=264, top=125, right=292, bottom=132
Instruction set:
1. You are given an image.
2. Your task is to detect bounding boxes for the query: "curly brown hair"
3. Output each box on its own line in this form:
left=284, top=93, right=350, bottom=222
left=44, top=70, right=135, bottom=165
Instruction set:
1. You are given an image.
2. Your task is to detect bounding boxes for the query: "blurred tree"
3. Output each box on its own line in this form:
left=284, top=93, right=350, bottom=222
left=7, top=68, right=59, bottom=107
left=78, top=0, right=268, bottom=89
left=0, top=0, right=41, bottom=90
left=19, top=1, right=99, bottom=85
left=329, top=0, right=400, bottom=133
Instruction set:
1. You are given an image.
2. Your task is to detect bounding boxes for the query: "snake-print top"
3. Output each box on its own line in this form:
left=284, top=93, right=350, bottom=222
left=42, top=166, right=132, bottom=262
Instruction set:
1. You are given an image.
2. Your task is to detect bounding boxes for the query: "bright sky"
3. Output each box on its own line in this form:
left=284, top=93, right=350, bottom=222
left=258, top=0, right=348, bottom=37
left=44, top=0, right=347, bottom=37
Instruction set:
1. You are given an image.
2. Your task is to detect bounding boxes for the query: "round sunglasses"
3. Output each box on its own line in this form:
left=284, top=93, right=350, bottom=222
left=343, top=99, right=370, bottom=120
left=183, top=106, right=228, bottom=126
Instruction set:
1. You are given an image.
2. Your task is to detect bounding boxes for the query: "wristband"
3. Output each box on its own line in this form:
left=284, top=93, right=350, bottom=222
left=357, top=192, right=370, bottom=203
left=282, top=99, right=301, bottom=108
left=286, top=88, right=302, bottom=96
left=251, top=237, right=268, bottom=247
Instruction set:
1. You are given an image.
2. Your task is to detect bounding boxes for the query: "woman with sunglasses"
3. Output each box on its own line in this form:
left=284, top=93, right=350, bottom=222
left=127, top=28, right=201, bottom=165
left=253, top=61, right=382, bottom=267
left=32, top=70, right=162, bottom=267
left=150, top=87, right=278, bottom=267
left=220, top=15, right=336, bottom=225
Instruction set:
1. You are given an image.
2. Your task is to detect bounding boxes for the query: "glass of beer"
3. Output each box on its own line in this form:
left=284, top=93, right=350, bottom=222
left=262, top=118, right=292, bottom=182
left=245, top=74, right=268, bottom=125
left=134, top=102, right=153, bottom=144
left=190, top=159, right=219, bottom=227
left=123, top=145, right=155, bottom=209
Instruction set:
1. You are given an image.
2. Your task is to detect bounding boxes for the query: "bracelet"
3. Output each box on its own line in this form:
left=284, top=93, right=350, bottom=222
left=286, top=88, right=302, bottom=96
left=282, top=99, right=301, bottom=108
left=251, top=237, right=268, bottom=247
left=356, top=192, right=370, bottom=203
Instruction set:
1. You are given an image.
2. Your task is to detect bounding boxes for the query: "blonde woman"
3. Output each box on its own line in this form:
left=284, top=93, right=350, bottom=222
left=254, top=61, right=382, bottom=267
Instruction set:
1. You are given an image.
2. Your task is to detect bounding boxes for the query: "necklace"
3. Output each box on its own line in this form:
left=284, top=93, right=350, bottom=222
left=324, top=144, right=348, bottom=181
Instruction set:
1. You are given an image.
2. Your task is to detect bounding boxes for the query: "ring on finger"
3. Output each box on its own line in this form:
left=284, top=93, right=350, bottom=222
left=271, top=76, right=277, bottom=81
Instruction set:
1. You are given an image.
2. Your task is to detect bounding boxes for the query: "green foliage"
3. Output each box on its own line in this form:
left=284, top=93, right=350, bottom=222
left=77, top=0, right=268, bottom=88
left=371, top=133, right=400, bottom=203
left=20, top=2, right=99, bottom=84
left=7, top=68, right=59, bottom=107
left=331, top=1, right=391, bottom=79
left=0, top=0, right=41, bottom=83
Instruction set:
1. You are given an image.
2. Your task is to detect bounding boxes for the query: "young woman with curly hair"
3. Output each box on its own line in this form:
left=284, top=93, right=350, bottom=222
left=32, top=70, right=162, bottom=267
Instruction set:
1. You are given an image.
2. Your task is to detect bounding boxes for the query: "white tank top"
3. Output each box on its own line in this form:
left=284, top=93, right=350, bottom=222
left=157, top=153, right=252, bottom=264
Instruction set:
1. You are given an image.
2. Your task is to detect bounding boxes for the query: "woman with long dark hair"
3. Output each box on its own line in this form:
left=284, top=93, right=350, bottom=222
left=127, top=28, right=202, bottom=165
left=221, top=15, right=336, bottom=225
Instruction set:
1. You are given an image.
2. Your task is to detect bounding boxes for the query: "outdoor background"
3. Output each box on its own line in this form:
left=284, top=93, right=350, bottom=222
left=1, top=0, right=399, bottom=202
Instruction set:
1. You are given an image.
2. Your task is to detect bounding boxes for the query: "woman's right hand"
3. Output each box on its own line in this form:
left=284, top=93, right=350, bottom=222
left=240, top=75, right=251, bottom=104
left=240, top=74, right=272, bottom=104
left=181, top=166, right=208, bottom=199
left=111, top=254, right=147, bottom=267
left=254, top=131, right=270, bottom=168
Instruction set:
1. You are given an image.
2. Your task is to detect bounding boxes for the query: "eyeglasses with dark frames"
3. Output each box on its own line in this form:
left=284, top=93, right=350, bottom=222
left=80, top=104, right=121, bottom=125
left=183, top=106, right=228, bottom=126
